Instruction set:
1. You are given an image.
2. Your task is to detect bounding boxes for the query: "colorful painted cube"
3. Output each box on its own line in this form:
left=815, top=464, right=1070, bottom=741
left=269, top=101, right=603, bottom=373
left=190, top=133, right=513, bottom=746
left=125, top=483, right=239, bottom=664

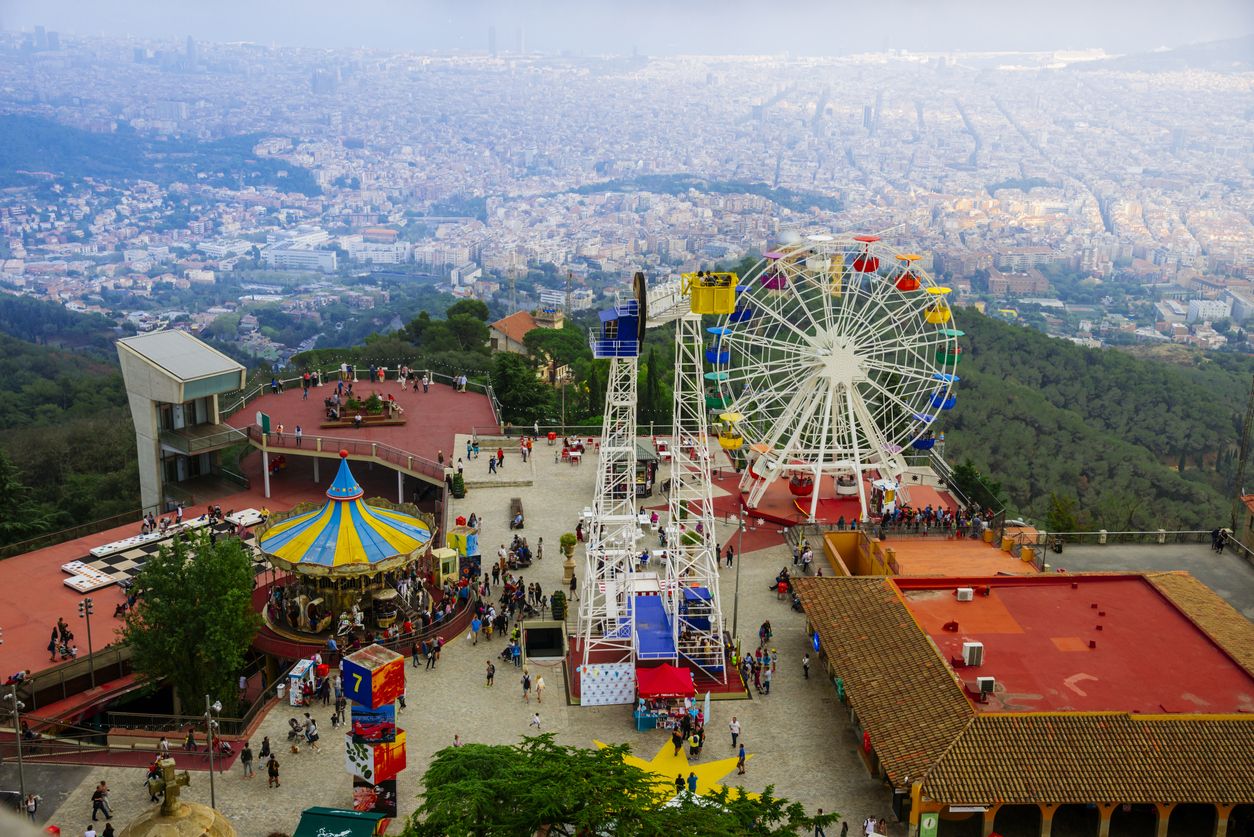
left=345, top=729, right=407, bottom=782
left=341, top=644, right=405, bottom=709
left=351, top=704, right=397, bottom=744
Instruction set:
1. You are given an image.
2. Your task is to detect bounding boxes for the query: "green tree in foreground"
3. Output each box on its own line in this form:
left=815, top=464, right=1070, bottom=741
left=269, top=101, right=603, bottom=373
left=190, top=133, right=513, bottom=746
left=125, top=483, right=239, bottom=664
left=402, top=734, right=837, bottom=837
left=121, top=532, right=260, bottom=712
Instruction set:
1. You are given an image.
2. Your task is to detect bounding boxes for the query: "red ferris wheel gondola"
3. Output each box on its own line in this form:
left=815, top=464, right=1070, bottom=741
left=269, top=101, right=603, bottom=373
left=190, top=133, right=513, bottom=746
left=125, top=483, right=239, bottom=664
left=852, top=234, right=880, bottom=273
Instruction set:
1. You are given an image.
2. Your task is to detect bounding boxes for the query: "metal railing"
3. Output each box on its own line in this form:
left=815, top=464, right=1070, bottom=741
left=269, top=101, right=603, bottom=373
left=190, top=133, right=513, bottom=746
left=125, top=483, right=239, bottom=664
left=1033, top=530, right=1214, bottom=547
left=158, top=425, right=248, bottom=455
left=245, top=425, right=446, bottom=482
left=0, top=509, right=145, bottom=561
left=16, top=645, right=134, bottom=711
left=220, top=365, right=504, bottom=428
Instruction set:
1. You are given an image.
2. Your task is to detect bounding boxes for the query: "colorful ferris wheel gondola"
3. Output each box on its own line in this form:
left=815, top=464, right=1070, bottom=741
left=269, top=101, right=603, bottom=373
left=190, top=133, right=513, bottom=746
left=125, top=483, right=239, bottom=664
left=851, top=234, right=880, bottom=273
left=705, top=326, right=731, bottom=365
left=717, top=412, right=745, bottom=451
left=930, top=372, right=960, bottom=410
left=895, top=254, right=923, bottom=291
left=760, top=252, right=789, bottom=291
left=923, top=286, right=953, bottom=324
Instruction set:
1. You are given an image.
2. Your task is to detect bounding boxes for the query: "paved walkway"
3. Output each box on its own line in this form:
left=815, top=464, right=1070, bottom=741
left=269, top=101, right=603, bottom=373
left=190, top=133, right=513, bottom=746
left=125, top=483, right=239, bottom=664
left=36, top=439, right=895, bottom=835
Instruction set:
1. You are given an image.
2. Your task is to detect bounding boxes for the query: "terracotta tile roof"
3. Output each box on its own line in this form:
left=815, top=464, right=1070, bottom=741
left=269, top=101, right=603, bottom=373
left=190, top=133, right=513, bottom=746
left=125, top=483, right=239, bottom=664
left=490, top=311, right=539, bottom=346
left=1146, top=571, right=1254, bottom=675
left=792, top=576, right=974, bottom=784
left=797, top=574, right=1254, bottom=807
left=922, top=714, right=1254, bottom=805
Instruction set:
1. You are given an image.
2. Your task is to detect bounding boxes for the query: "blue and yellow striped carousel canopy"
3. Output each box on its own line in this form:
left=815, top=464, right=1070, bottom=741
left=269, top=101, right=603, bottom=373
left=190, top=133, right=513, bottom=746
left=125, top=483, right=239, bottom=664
left=259, top=454, right=432, bottom=575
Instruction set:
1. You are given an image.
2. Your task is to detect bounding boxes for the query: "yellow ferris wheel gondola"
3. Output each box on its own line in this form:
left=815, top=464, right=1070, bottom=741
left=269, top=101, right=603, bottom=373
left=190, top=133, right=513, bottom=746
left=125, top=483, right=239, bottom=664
left=923, top=286, right=953, bottom=324
left=717, top=412, right=745, bottom=450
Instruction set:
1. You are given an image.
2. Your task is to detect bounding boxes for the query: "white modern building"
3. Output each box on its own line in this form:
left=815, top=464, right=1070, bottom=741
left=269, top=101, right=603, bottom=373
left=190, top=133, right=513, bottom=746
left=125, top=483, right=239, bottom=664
left=117, top=331, right=247, bottom=514
left=262, top=246, right=338, bottom=273
left=1186, top=298, right=1231, bottom=323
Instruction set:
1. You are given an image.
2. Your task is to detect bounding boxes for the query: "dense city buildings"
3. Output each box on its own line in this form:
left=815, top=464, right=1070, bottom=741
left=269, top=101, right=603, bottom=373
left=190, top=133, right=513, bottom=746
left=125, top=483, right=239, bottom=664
left=0, top=32, right=1251, bottom=357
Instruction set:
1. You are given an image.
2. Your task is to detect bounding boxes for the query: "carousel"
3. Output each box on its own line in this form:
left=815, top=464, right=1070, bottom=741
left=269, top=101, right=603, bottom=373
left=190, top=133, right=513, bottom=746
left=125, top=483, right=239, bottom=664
left=258, top=451, right=434, bottom=638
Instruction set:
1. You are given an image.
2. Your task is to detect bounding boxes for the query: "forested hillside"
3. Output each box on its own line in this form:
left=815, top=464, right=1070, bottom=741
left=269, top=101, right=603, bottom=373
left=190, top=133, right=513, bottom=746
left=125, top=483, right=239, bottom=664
left=0, top=304, right=139, bottom=548
left=948, top=311, right=1251, bottom=531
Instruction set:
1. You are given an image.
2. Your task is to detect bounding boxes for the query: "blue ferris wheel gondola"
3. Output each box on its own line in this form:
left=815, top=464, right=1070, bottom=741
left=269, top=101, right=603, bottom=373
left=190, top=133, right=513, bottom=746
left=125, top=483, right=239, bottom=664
left=931, top=392, right=958, bottom=410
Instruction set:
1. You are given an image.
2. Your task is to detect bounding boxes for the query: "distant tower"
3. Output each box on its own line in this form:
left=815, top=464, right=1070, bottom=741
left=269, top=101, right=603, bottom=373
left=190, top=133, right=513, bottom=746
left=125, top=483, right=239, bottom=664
left=34, top=25, right=46, bottom=50
left=863, top=105, right=873, bottom=130
left=488, top=25, right=497, bottom=57
left=186, top=35, right=197, bottom=64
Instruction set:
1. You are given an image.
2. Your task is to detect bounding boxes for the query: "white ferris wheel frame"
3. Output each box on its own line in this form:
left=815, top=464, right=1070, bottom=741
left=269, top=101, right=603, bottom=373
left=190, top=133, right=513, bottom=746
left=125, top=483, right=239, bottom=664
left=719, top=234, right=960, bottom=522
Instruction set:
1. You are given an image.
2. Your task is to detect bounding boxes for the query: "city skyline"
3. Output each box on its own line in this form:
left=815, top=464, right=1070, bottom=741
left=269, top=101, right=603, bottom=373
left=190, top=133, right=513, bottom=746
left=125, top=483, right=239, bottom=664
left=3, top=0, right=1254, bottom=55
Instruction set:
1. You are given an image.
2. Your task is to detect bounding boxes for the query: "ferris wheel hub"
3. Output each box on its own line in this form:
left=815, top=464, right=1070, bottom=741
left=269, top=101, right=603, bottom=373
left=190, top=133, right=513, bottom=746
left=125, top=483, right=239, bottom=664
left=821, top=337, right=867, bottom=386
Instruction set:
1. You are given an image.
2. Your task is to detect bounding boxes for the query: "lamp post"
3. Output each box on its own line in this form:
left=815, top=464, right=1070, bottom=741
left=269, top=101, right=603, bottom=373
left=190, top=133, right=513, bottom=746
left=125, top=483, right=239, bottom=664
left=204, top=696, right=222, bottom=808
left=731, top=513, right=745, bottom=638
left=6, top=685, right=25, bottom=798
left=78, top=597, right=95, bottom=688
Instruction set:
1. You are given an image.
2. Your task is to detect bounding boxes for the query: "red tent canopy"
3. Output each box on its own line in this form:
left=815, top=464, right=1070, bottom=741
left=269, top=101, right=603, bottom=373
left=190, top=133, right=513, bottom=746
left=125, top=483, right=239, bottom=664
left=636, top=663, right=695, bottom=699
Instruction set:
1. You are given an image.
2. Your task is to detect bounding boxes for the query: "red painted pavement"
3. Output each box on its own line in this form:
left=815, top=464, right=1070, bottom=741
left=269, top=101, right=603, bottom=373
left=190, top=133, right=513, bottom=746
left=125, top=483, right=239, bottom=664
left=223, top=378, right=499, bottom=465
left=897, top=575, right=1254, bottom=714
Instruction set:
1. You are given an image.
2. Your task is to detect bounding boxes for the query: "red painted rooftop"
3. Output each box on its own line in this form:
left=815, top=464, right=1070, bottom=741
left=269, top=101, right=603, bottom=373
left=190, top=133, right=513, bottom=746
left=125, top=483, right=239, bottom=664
left=223, top=377, right=499, bottom=464
left=896, top=575, right=1254, bottom=715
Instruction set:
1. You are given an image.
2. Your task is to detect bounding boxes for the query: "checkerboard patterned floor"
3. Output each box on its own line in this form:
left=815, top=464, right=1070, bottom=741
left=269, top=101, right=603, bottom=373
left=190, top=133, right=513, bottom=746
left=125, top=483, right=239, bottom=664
left=80, top=524, right=267, bottom=586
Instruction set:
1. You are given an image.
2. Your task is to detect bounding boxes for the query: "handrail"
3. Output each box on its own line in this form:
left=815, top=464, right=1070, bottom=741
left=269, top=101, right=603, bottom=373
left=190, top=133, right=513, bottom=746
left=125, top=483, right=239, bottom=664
left=0, top=508, right=145, bottom=561
left=245, top=425, right=446, bottom=481
left=18, top=645, right=134, bottom=711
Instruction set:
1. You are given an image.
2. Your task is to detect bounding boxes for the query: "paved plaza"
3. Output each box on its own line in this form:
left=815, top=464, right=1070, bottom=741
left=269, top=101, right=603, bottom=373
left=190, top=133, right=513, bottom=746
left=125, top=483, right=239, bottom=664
left=36, top=438, right=894, bottom=836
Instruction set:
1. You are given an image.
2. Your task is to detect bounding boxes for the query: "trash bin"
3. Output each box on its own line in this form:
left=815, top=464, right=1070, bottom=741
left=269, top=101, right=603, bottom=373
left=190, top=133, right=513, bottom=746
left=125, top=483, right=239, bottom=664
left=276, top=683, right=286, bottom=702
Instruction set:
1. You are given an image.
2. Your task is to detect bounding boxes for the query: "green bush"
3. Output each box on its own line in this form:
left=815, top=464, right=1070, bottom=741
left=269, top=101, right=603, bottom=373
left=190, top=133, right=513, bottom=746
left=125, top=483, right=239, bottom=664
left=451, top=473, right=466, bottom=498
left=550, top=589, right=567, bottom=621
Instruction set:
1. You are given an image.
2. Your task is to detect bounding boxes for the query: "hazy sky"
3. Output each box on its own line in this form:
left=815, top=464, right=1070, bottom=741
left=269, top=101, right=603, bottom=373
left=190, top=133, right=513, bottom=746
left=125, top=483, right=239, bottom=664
left=4, top=0, right=1253, bottom=55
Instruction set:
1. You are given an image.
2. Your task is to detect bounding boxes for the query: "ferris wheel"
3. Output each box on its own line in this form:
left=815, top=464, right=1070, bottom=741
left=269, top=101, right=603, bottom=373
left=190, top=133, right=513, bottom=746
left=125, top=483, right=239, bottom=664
left=715, top=233, right=962, bottom=522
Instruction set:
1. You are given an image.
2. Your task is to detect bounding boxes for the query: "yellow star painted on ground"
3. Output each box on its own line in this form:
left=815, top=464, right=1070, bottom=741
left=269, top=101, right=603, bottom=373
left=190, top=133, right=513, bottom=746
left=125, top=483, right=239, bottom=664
left=595, top=739, right=757, bottom=800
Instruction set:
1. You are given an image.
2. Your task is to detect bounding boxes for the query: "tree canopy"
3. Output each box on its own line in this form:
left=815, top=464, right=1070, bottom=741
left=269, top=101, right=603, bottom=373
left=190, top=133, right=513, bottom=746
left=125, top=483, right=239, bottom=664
left=402, top=734, right=836, bottom=837
left=121, top=532, right=260, bottom=712
left=492, top=352, right=555, bottom=426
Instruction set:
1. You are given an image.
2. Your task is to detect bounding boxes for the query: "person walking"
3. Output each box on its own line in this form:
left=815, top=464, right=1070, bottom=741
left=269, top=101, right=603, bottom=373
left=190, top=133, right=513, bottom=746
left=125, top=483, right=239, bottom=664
left=763, top=666, right=772, bottom=695
left=23, top=793, right=39, bottom=822
left=85, top=826, right=97, bottom=837
left=687, top=772, right=698, bottom=793
left=304, top=717, right=322, bottom=753
left=90, top=781, right=112, bottom=821
left=521, top=668, right=532, bottom=703
left=266, top=754, right=280, bottom=787
left=736, top=742, right=747, bottom=775
left=471, top=615, right=481, bottom=645
left=158, top=736, right=170, bottom=757
left=729, top=716, right=741, bottom=748
left=529, top=712, right=541, bottom=730
left=803, top=653, right=810, bottom=680
left=815, top=809, right=827, bottom=837
left=240, top=741, right=254, bottom=778
left=294, top=425, right=302, bottom=447
left=259, top=736, right=271, bottom=760
left=671, top=728, right=684, bottom=757
left=485, top=660, right=495, bottom=687
left=535, top=674, right=545, bottom=704
left=675, top=774, right=685, bottom=795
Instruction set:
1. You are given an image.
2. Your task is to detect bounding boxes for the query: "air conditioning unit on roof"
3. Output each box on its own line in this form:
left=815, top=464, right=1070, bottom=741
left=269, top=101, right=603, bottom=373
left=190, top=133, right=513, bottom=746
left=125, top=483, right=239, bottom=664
left=976, top=676, right=996, bottom=694
left=962, top=641, right=984, bottom=667
left=956, top=587, right=974, bottom=602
